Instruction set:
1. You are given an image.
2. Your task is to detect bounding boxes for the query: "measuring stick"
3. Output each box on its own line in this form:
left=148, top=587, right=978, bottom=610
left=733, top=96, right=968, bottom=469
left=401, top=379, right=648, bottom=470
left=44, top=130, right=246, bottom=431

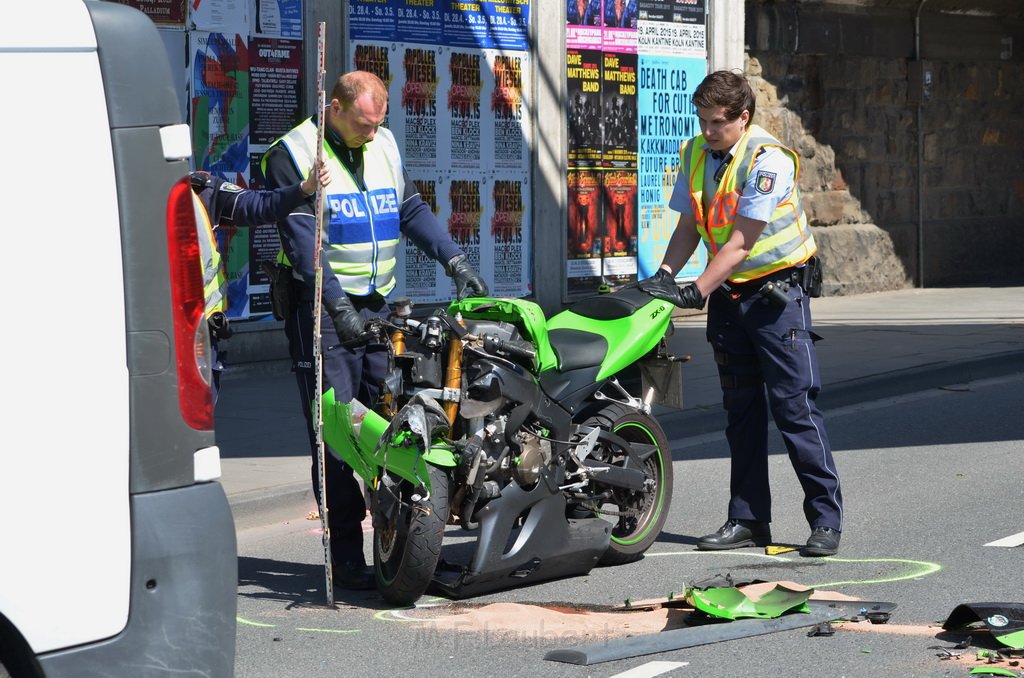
left=310, top=21, right=333, bottom=606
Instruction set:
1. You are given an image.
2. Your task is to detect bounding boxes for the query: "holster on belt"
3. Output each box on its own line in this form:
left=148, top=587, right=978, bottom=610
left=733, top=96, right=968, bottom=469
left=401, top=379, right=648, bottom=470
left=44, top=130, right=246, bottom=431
left=260, top=261, right=295, bottom=321
left=801, top=256, right=823, bottom=297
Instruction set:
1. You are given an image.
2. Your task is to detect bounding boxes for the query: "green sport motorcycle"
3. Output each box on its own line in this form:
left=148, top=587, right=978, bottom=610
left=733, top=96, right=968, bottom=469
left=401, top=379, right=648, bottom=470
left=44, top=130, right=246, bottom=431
left=323, top=283, right=684, bottom=606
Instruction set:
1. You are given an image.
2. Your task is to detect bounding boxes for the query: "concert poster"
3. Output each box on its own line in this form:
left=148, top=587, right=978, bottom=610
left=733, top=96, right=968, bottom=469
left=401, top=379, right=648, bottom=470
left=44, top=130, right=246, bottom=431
left=401, top=45, right=440, bottom=168
left=601, top=50, right=638, bottom=169
left=490, top=174, right=531, bottom=297
left=488, top=50, right=530, bottom=171
left=566, top=47, right=602, bottom=168
left=566, top=168, right=604, bottom=294
left=600, top=169, right=639, bottom=284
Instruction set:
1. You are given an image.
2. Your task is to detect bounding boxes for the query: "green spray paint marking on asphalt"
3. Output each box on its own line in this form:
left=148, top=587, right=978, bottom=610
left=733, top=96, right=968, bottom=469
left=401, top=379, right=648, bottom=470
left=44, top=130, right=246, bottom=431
left=295, top=627, right=362, bottom=634
left=646, top=551, right=942, bottom=588
left=806, top=557, right=942, bottom=588
left=237, top=616, right=277, bottom=628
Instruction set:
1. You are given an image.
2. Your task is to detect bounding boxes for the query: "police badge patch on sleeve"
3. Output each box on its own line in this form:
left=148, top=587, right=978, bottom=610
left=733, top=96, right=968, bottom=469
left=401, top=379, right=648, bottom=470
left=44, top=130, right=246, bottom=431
left=755, top=171, right=777, bottom=194
left=219, top=182, right=245, bottom=193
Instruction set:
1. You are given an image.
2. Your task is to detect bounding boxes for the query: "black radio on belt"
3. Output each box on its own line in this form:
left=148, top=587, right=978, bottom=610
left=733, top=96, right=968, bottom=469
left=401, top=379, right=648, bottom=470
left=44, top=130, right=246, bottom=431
left=758, top=279, right=790, bottom=307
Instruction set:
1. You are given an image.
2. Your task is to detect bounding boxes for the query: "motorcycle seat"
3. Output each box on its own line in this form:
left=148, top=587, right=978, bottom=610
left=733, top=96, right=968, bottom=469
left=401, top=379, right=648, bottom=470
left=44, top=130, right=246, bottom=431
left=570, top=286, right=652, bottom=320
left=548, top=328, right=607, bottom=372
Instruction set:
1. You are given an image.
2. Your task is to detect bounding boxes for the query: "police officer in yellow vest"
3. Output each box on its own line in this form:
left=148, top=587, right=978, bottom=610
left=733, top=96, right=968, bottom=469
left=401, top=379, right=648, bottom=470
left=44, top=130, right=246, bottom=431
left=262, top=71, right=488, bottom=590
left=191, top=166, right=329, bottom=399
left=640, top=71, right=844, bottom=557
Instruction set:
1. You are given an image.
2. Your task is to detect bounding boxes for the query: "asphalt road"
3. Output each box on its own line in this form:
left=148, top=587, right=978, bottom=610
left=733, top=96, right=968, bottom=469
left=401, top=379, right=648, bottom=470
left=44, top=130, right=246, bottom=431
left=233, top=373, right=1024, bottom=677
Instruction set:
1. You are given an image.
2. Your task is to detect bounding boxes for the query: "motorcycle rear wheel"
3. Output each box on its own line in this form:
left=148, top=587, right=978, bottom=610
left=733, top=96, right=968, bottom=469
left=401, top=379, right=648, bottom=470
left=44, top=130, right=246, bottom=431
left=579, top=402, right=673, bottom=566
left=373, top=465, right=449, bottom=606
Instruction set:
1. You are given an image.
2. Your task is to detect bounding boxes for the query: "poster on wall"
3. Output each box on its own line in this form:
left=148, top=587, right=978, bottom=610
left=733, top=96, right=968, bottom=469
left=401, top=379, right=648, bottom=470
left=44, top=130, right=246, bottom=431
left=601, top=50, right=638, bottom=169
left=566, top=168, right=603, bottom=293
left=638, top=0, right=705, bottom=24
left=601, top=169, right=638, bottom=284
left=488, top=50, right=530, bottom=171
left=566, top=47, right=602, bottom=168
left=251, top=0, right=302, bottom=39
left=397, top=0, right=443, bottom=44
left=441, top=48, right=484, bottom=170
left=490, top=174, right=531, bottom=297
left=445, top=173, right=485, bottom=300
left=401, top=45, right=441, bottom=168
left=189, top=31, right=250, bottom=182
left=396, top=174, right=444, bottom=301
left=635, top=54, right=706, bottom=280
left=349, top=0, right=398, bottom=41
left=443, top=0, right=530, bottom=51
left=113, top=0, right=187, bottom=27
left=190, top=0, right=248, bottom=33
left=350, top=3, right=534, bottom=302
left=249, top=37, right=301, bottom=146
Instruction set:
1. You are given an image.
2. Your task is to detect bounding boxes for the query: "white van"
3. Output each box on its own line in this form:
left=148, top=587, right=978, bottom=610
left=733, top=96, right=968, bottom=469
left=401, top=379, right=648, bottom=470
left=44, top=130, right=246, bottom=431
left=0, top=1, right=236, bottom=675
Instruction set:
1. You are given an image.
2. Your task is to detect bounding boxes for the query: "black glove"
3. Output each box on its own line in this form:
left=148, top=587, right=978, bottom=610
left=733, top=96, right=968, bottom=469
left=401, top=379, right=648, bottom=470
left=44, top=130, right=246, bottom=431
left=323, top=294, right=365, bottom=343
left=639, top=269, right=706, bottom=310
left=207, top=311, right=233, bottom=339
left=446, top=254, right=489, bottom=300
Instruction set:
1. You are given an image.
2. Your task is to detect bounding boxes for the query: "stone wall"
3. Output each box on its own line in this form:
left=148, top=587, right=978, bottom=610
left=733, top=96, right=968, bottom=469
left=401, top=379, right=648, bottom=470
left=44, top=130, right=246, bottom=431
left=746, top=55, right=911, bottom=295
left=746, top=0, right=1024, bottom=289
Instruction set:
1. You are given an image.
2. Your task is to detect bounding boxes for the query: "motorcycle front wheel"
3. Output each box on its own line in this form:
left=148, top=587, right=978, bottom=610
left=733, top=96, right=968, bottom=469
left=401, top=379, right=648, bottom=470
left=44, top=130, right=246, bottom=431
left=373, top=464, right=449, bottom=606
left=579, top=402, right=674, bottom=566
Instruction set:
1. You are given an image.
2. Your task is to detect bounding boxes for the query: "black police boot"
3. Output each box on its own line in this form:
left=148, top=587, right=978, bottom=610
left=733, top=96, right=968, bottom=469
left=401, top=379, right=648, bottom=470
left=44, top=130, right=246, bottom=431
left=697, top=519, right=772, bottom=551
left=802, top=527, right=841, bottom=557
left=332, top=560, right=376, bottom=590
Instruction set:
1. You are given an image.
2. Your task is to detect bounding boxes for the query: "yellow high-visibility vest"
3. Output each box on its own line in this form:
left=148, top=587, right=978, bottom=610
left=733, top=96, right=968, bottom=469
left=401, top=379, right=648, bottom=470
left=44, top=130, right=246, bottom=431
left=262, top=118, right=404, bottom=296
left=680, top=124, right=815, bottom=282
left=193, top=192, right=226, bottom=317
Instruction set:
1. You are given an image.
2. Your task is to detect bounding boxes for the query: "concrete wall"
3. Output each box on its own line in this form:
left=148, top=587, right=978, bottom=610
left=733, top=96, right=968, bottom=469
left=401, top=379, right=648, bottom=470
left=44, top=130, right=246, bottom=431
left=746, top=0, right=1024, bottom=288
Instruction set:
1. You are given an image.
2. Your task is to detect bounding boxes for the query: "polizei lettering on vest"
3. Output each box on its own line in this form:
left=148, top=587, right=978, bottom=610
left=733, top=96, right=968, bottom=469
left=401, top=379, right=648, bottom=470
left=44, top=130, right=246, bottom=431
left=330, top=196, right=367, bottom=219
left=371, top=192, right=398, bottom=214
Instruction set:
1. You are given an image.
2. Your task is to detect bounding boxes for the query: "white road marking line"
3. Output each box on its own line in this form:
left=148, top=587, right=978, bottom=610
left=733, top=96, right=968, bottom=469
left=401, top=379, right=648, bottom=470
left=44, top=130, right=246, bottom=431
left=610, top=660, right=689, bottom=678
left=985, top=531, right=1024, bottom=547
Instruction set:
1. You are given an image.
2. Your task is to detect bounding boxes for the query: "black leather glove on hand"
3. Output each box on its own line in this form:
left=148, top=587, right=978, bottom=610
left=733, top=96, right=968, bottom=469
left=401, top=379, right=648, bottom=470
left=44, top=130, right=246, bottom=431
left=323, top=294, right=366, bottom=343
left=639, top=269, right=706, bottom=309
left=446, top=254, right=489, bottom=300
left=207, top=311, right=233, bottom=339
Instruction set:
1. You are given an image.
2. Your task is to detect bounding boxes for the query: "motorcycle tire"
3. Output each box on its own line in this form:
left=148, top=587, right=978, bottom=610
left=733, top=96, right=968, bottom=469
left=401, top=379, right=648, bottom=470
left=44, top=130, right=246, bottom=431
left=578, top=402, right=673, bottom=566
left=373, top=464, right=449, bottom=606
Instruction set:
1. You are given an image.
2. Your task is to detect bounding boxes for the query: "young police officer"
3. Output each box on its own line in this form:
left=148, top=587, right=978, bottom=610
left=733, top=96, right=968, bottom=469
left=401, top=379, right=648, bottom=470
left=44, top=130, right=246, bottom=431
left=262, top=71, right=488, bottom=589
left=190, top=164, right=329, bottom=399
left=640, top=70, right=844, bottom=557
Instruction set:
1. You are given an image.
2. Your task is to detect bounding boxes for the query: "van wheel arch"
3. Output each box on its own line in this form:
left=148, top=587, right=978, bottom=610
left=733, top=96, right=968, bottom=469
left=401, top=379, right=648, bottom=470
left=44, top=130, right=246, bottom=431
left=0, top=612, right=44, bottom=678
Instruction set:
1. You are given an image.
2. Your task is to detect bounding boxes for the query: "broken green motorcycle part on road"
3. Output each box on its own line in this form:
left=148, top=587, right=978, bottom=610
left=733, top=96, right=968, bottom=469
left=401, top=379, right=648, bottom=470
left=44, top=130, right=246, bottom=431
left=321, top=389, right=457, bottom=491
left=969, top=668, right=1018, bottom=677
left=943, top=603, right=1024, bottom=649
left=688, top=584, right=813, bottom=620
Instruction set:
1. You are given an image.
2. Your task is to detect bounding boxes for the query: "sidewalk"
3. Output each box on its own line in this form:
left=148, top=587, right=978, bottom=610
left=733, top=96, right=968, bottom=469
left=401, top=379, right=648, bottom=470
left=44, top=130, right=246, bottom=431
left=216, top=286, right=1024, bottom=518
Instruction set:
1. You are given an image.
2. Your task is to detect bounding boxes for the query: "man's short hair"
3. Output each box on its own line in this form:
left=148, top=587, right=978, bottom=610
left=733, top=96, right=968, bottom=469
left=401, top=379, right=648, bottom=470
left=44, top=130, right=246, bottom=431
left=693, top=70, right=755, bottom=126
left=331, top=71, right=388, bottom=110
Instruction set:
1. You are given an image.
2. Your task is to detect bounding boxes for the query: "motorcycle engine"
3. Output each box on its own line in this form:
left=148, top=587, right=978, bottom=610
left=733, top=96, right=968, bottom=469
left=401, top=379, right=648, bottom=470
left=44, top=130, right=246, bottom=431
left=512, top=433, right=550, bottom=487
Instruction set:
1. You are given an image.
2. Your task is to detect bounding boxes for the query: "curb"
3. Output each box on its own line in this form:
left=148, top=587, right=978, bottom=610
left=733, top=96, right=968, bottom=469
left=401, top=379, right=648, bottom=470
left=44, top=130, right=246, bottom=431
left=657, top=349, right=1024, bottom=442
left=228, top=481, right=312, bottom=532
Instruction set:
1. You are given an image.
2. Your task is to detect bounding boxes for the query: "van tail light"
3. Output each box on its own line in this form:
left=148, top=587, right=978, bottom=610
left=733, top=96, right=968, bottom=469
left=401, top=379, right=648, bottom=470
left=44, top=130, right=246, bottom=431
left=166, top=176, right=214, bottom=430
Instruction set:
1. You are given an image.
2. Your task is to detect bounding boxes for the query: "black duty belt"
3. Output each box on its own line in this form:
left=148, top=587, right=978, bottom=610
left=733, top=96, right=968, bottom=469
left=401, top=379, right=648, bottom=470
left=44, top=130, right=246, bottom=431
left=727, top=266, right=801, bottom=290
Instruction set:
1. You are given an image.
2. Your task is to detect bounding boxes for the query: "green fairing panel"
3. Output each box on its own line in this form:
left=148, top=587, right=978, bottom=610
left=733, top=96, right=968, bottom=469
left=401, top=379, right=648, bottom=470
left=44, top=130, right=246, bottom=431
left=450, top=297, right=558, bottom=371
left=969, top=668, right=1018, bottom=677
left=321, top=389, right=456, bottom=490
left=545, top=297, right=673, bottom=379
left=688, top=584, right=813, bottom=620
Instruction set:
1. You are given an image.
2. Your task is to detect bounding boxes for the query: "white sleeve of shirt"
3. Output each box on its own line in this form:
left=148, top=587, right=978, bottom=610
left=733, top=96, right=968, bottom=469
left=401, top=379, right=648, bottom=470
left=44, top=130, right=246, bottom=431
left=736, top=146, right=796, bottom=223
